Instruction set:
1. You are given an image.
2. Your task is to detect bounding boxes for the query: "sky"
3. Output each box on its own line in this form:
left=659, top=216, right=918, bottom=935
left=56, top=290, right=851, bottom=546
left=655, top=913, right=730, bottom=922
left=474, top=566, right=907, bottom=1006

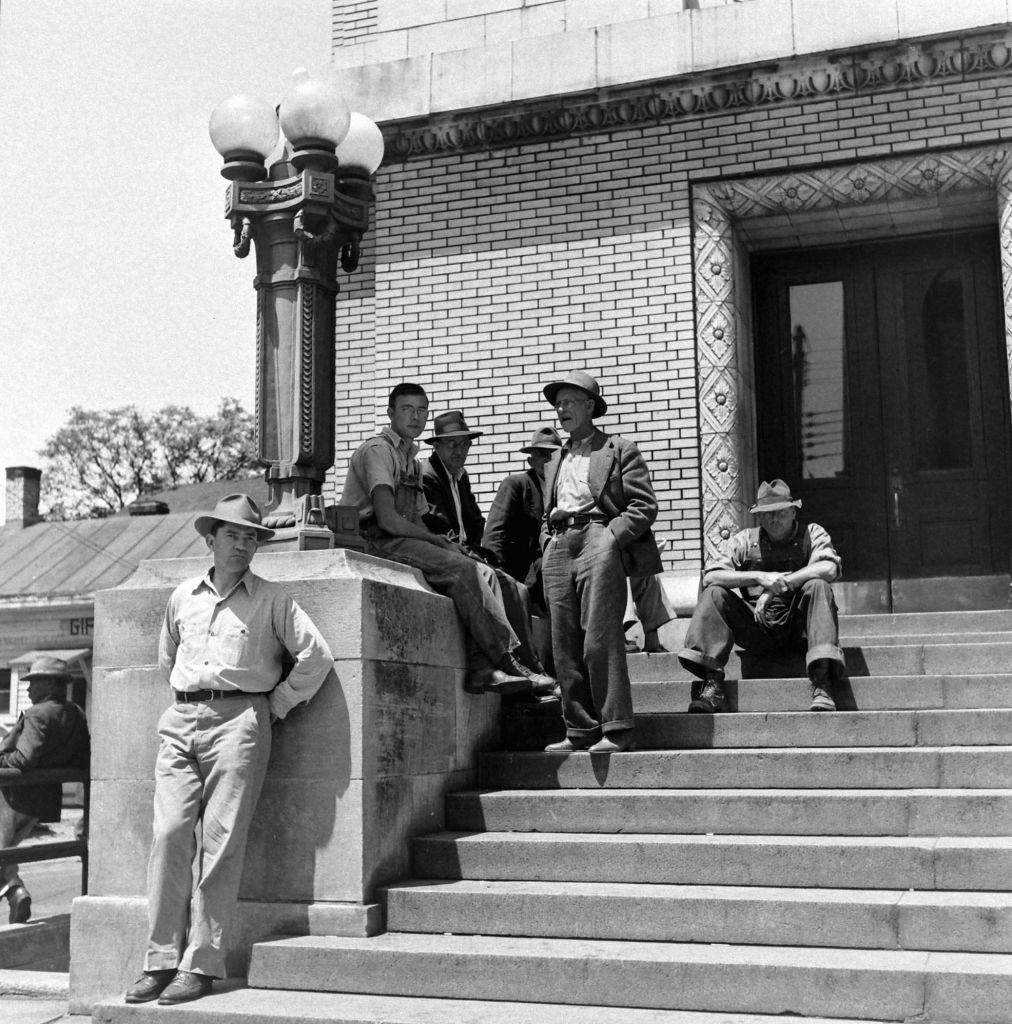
left=0, top=0, right=333, bottom=519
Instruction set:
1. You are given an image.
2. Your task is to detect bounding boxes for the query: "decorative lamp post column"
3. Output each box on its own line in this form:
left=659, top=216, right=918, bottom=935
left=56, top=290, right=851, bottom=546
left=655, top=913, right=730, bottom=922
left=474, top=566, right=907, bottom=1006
left=209, top=69, right=384, bottom=549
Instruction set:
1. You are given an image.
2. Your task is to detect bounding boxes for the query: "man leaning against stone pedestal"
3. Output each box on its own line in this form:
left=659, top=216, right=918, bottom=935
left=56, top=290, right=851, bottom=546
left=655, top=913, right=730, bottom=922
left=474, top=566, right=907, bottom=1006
left=540, top=370, right=662, bottom=754
left=340, top=382, right=554, bottom=696
left=677, top=479, right=846, bottom=714
left=124, top=494, right=334, bottom=1007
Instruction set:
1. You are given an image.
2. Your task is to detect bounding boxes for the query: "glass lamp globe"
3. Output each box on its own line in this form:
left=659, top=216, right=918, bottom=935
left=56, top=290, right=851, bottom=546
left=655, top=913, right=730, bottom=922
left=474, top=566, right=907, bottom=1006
left=336, top=112, right=385, bottom=174
left=209, top=94, right=279, bottom=159
left=279, top=68, right=351, bottom=151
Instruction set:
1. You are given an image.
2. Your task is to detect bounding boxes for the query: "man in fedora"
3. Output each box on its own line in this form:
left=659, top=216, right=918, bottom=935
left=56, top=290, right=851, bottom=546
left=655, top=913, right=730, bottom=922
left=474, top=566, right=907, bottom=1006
left=125, top=494, right=333, bottom=1006
left=484, top=426, right=563, bottom=611
left=422, top=412, right=550, bottom=683
left=677, top=479, right=845, bottom=713
left=341, top=383, right=553, bottom=696
left=541, top=370, right=662, bottom=754
left=0, top=656, right=90, bottom=924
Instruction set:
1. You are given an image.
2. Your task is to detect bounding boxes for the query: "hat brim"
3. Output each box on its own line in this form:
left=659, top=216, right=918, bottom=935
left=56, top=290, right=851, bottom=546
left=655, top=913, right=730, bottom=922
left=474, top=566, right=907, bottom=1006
left=520, top=443, right=562, bottom=453
left=23, top=671, right=72, bottom=683
left=542, top=381, right=607, bottom=417
left=424, top=430, right=483, bottom=444
left=194, top=513, right=276, bottom=541
left=749, top=499, right=802, bottom=514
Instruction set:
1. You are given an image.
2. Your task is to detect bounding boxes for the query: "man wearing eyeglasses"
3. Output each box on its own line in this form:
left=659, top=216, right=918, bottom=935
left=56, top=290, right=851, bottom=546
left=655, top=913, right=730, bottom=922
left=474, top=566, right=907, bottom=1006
left=421, top=412, right=551, bottom=692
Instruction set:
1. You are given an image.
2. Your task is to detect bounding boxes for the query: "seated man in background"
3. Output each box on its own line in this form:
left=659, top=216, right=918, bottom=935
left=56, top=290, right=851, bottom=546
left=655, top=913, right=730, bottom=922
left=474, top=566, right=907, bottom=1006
left=422, top=411, right=550, bottom=685
left=342, top=383, right=553, bottom=696
left=0, top=656, right=90, bottom=924
left=624, top=571, right=675, bottom=654
left=677, top=479, right=845, bottom=713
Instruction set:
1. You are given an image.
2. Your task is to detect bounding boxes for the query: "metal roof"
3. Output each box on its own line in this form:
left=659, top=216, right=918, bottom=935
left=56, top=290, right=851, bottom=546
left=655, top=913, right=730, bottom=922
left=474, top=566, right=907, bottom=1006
left=0, top=512, right=207, bottom=601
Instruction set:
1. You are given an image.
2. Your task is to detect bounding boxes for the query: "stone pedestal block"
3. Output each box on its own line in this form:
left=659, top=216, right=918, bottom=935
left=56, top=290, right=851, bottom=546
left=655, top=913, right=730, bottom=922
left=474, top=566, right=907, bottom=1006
left=70, top=549, right=499, bottom=1010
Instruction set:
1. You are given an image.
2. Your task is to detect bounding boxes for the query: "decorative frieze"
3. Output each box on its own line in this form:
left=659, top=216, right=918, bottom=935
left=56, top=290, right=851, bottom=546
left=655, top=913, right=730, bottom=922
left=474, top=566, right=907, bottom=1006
left=383, top=29, right=1012, bottom=162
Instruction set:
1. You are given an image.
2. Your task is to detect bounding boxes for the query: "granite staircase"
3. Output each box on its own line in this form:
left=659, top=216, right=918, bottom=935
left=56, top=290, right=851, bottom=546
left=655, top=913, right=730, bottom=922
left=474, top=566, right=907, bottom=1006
left=95, top=608, right=1012, bottom=1024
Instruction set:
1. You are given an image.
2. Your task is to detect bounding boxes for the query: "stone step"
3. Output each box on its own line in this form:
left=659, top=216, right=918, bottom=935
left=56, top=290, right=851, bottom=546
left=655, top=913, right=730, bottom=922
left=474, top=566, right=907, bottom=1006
left=383, top=879, right=1012, bottom=953
left=506, top=708, right=1012, bottom=752
left=838, top=630, right=1012, bottom=646
left=629, top=674, right=1012, bottom=712
left=246, top=932, right=1012, bottom=1022
left=411, top=832, right=1012, bottom=891
left=837, top=608, right=1012, bottom=636
left=628, top=643, right=1012, bottom=680
left=478, top=746, right=1012, bottom=790
left=88, top=986, right=912, bottom=1024
left=443, top=788, right=1012, bottom=837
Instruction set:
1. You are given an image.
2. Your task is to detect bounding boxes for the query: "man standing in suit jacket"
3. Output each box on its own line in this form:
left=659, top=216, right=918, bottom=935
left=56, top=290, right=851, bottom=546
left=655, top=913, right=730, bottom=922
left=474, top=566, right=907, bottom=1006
left=421, top=411, right=553, bottom=687
left=541, top=371, right=661, bottom=754
left=0, top=656, right=90, bottom=923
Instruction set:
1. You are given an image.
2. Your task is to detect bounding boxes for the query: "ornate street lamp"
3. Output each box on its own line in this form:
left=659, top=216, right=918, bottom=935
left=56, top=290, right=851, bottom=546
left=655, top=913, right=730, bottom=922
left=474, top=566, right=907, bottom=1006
left=209, top=69, right=384, bottom=549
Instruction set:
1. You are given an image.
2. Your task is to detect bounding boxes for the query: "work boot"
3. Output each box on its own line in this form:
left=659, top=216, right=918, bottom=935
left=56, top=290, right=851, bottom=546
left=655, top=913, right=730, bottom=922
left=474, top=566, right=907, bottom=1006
left=688, top=673, right=726, bottom=713
left=501, top=653, right=556, bottom=694
left=809, top=682, right=836, bottom=711
left=809, top=659, right=837, bottom=712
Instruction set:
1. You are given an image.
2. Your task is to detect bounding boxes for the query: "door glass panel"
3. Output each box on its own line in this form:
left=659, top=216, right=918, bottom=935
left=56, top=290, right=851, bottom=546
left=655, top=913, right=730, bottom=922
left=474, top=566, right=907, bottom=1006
left=904, top=268, right=971, bottom=471
left=789, top=282, right=848, bottom=479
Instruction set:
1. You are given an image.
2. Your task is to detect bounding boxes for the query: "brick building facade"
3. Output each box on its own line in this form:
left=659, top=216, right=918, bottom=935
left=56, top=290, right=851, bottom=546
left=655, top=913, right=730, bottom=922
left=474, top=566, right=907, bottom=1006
left=325, top=0, right=1012, bottom=611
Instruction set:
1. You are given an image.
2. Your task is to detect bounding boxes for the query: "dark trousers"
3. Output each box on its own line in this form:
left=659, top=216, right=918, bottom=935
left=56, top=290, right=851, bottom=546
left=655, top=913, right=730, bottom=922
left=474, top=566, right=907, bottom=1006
left=678, top=579, right=844, bottom=680
left=543, top=522, right=633, bottom=738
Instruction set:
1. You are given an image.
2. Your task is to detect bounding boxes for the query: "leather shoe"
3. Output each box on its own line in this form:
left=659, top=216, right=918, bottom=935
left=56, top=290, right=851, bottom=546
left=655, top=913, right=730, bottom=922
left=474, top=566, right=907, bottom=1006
left=544, top=736, right=596, bottom=752
left=157, top=971, right=214, bottom=1005
left=124, top=970, right=176, bottom=1004
left=464, top=667, right=529, bottom=695
left=501, top=654, right=556, bottom=693
left=589, top=730, right=635, bottom=754
left=7, top=884, right=30, bottom=924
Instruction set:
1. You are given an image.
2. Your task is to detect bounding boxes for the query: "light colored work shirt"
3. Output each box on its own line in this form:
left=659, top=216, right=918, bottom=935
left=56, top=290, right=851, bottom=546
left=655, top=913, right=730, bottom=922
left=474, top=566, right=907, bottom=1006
left=159, top=569, right=334, bottom=721
left=553, top=435, right=596, bottom=514
left=341, top=426, right=427, bottom=523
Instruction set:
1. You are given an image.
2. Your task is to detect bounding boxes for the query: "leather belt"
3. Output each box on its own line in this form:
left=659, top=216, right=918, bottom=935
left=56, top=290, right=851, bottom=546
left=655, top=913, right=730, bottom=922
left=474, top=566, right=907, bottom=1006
left=549, top=512, right=608, bottom=534
left=173, top=689, right=255, bottom=703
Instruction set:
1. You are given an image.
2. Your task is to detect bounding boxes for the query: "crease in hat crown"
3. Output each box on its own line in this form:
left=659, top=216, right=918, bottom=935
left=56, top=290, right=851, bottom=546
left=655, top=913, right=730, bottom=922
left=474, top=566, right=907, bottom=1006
left=424, top=410, right=482, bottom=444
left=23, top=655, right=73, bottom=681
left=749, top=479, right=802, bottom=514
left=194, top=493, right=276, bottom=540
left=520, top=426, right=563, bottom=453
left=542, top=369, right=607, bottom=417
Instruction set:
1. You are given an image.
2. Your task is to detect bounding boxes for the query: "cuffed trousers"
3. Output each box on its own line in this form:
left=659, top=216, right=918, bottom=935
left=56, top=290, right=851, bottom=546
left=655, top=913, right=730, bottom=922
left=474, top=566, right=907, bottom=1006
left=367, top=535, right=525, bottom=669
left=543, top=522, right=633, bottom=737
left=678, top=578, right=844, bottom=679
left=144, top=695, right=271, bottom=978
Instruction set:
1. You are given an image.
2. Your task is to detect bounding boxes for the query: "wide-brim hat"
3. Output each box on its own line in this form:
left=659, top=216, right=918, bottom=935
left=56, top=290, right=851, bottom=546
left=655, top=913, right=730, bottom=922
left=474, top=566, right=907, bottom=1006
left=23, top=655, right=73, bottom=683
left=424, top=410, right=483, bottom=444
left=520, top=426, right=563, bottom=453
left=194, top=493, right=275, bottom=540
left=749, top=479, right=802, bottom=514
left=542, top=369, right=607, bottom=417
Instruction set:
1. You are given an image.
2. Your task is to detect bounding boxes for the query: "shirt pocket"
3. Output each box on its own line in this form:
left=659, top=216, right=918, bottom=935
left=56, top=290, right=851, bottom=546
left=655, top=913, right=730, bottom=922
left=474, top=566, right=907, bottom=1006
left=216, top=625, right=250, bottom=668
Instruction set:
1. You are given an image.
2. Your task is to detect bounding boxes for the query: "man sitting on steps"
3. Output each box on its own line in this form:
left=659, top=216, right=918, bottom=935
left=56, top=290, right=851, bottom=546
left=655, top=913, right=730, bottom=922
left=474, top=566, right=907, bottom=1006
left=677, top=479, right=846, bottom=713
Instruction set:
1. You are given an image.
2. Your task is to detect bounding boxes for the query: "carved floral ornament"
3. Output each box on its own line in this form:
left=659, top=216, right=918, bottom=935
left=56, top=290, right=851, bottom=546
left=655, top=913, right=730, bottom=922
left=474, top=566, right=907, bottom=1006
left=382, top=29, right=1012, bottom=162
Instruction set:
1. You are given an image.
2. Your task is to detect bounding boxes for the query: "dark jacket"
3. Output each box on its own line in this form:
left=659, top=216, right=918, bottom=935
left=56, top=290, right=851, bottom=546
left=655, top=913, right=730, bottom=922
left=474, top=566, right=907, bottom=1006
left=422, top=453, right=486, bottom=548
left=542, top=427, right=663, bottom=578
left=0, top=697, right=90, bottom=821
left=483, top=468, right=545, bottom=586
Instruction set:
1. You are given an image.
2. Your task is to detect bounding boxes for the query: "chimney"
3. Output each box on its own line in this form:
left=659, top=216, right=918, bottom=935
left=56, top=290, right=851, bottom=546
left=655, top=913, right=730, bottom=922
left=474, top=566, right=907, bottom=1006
left=5, top=466, right=43, bottom=528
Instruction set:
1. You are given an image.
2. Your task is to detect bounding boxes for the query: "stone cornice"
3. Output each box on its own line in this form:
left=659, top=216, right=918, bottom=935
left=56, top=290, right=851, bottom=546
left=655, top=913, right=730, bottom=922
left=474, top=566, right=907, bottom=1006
left=383, top=27, right=1012, bottom=164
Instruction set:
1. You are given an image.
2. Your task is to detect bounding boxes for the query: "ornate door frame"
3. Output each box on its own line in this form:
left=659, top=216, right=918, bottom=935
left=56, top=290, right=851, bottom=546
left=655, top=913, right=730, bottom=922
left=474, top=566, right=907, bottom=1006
left=692, top=144, right=1012, bottom=562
